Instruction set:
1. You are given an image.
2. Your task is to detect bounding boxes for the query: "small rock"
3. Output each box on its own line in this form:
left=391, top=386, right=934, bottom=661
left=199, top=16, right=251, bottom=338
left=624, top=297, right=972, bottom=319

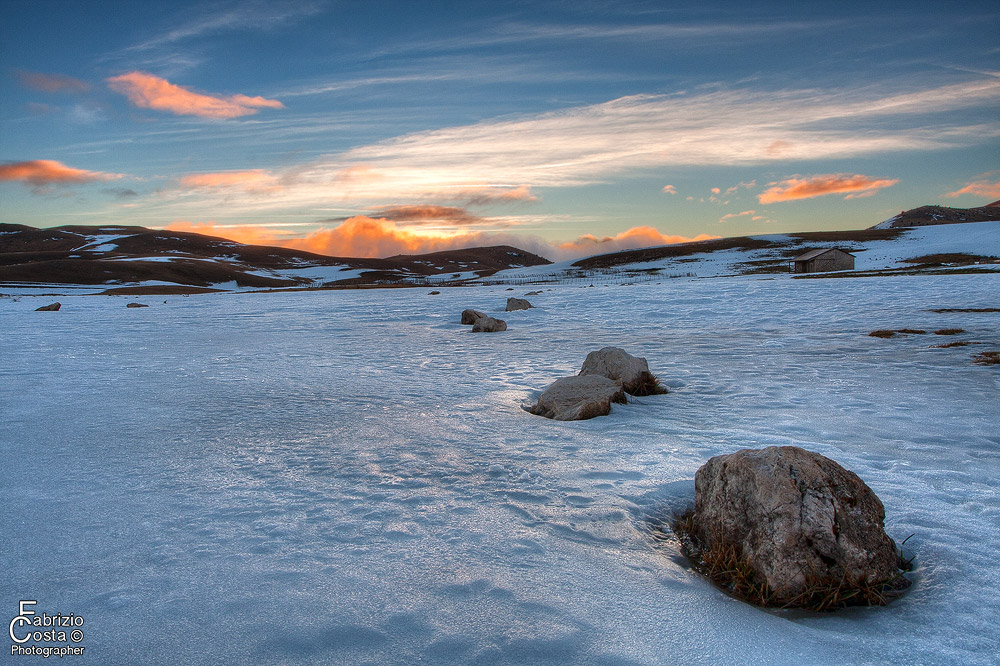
left=428, top=291, right=441, bottom=295
left=461, top=309, right=487, bottom=325
left=506, top=297, right=533, bottom=311
left=525, top=290, right=542, bottom=296
left=579, top=347, right=665, bottom=396
left=471, top=316, right=507, bottom=333
left=35, top=302, right=61, bottom=311
left=126, top=302, right=149, bottom=308
left=690, top=446, right=903, bottom=606
left=528, top=375, right=626, bottom=420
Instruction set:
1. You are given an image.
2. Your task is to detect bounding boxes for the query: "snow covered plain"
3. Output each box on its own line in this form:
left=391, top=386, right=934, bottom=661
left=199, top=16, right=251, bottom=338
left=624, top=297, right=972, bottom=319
left=2, top=273, right=999, bottom=665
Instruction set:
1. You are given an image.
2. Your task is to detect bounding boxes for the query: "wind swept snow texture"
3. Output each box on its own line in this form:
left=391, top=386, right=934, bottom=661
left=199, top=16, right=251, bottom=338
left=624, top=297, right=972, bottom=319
left=2, top=274, right=999, bottom=665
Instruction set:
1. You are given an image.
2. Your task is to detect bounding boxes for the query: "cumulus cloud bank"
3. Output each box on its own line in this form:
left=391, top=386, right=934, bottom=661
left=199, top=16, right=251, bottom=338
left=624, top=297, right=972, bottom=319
left=0, top=159, right=122, bottom=193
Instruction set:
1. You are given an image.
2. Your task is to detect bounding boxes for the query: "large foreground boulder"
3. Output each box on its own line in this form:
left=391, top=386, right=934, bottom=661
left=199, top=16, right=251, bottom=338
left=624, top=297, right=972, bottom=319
left=35, top=302, right=61, bottom=311
left=690, top=446, right=902, bottom=607
left=506, top=297, right=533, bottom=311
left=471, top=316, right=507, bottom=332
left=579, top=347, right=665, bottom=396
left=528, top=375, right=626, bottom=420
left=461, top=309, right=487, bottom=325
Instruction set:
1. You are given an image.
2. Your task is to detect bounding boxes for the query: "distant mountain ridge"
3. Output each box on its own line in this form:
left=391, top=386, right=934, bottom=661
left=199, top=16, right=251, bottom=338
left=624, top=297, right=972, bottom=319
left=870, top=202, right=1000, bottom=229
left=0, top=223, right=550, bottom=292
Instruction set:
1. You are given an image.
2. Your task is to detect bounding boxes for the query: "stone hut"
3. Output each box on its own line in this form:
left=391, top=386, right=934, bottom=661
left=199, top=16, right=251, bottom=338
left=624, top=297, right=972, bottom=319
left=790, top=248, right=855, bottom=274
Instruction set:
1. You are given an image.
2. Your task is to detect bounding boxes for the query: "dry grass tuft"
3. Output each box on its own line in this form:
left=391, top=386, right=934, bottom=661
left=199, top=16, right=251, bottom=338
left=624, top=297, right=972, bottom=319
left=631, top=372, right=669, bottom=396
left=671, top=510, right=911, bottom=611
left=869, top=329, right=927, bottom=338
left=973, top=351, right=1000, bottom=366
left=934, top=328, right=965, bottom=335
left=932, top=341, right=974, bottom=348
left=869, top=330, right=896, bottom=338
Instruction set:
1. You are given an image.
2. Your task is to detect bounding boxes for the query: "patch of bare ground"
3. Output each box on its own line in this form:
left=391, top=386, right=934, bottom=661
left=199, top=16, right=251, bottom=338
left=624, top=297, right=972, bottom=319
left=928, top=308, right=1000, bottom=313
left=901, top=253, right=999, bottom=266
left=788, top=229, right=905, bottom=243
left=973, top=351, right=1000, bottom=365
left=932, top=341, right=977, bottom=348
left=572, top=236, right=779, bottom=270
left=735, top=259, right=788, bottom=275
left=99, top=285, right=227, bottom=295
left=934, top=328, right=965, bottom=335
left=869, top=329, right=926, bottom=338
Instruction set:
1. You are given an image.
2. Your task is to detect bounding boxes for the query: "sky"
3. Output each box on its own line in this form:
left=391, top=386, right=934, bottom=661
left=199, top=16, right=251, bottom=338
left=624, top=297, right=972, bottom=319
left=1, top=0, right=998, bottom=260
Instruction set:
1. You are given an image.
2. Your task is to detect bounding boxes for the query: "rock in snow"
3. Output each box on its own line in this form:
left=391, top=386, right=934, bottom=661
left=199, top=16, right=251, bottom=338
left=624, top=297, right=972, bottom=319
left=506, top=297, right=533, bottom=311
left=579, top=346, right=665, bottom=396
left=126, top=302, right=149, bottom=308
left=528, top=375, right=626, bottom=420
left=691, top=446, right=901, bottom=605
left=35, top=302, right=61, bottom=311
left=461, top=309, right=487, bottom=325
left=471, top=316, right=507, bottom=333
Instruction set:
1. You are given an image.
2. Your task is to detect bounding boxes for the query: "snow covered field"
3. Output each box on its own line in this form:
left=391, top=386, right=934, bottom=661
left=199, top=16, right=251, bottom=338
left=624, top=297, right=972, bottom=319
left=2, top=273, right=999, bottom=664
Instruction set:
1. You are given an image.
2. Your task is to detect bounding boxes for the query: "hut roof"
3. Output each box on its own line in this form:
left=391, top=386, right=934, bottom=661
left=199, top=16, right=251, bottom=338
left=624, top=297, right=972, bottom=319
left=792, top=247, right=855, bottom=262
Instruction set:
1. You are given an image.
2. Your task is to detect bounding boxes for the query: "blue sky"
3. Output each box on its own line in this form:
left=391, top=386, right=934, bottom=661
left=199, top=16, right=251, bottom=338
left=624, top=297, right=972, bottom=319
left=1, top=0, right=998, bottom=258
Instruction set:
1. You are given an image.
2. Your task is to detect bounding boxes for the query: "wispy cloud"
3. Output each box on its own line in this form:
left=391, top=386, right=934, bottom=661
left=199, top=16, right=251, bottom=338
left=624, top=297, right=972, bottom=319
left=758, top=174, right=899, bottom=204
left=123, top=0, right=324, bottom=52
left=14, top=70, right=90, bottom=94
left=662, top=184, right=677, bottom=194
left=179, top=169, right=282, bottom=191
left=942, top=175, right=1000, bottom=200
left=0, top=159, right=123, bottom=193
left=107, top=72, right=284, bottom=118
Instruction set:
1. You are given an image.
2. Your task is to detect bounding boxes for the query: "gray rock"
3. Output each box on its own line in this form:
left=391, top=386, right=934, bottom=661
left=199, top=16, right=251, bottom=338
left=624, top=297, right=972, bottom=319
left=461, top=309, right=487, bottom=325
left=692, top=446, right=900, bottom=604
left=126, top=302, right=149, bottom=308
left=505, top=297, right=533, bottom=312
left=471, top=316, right=507, bottom=332
left=528, top=375, right=626, bottom=420
left=35, top=302, right=61, bottom=311
left=579, top=346, right=665, bottom=396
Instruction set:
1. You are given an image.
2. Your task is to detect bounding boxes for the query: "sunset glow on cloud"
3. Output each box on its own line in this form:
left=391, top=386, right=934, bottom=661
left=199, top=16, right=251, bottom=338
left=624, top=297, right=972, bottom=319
left=943, top=178, right=1000, bottom=200
left=758, top=174, right=899, bottom=204
left=0, top=159, right=122, bottom=189
left=179, top=169, right=282, bottom=191
left=164, top=218, right=717, bottom=261
left=106, top=71, right=284, bottom=118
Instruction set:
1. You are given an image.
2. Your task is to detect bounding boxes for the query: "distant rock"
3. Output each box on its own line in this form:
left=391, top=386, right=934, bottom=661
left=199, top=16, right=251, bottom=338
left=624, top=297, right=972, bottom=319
left=579, top=347, right=666, bottom=396
left=471, top=316, right=507, bottom=333
left=428, top=290, right=441, bottom=295
left=461, top=309, right=487, bottom=325
left=528, top=375, right=626, bottom=421
left=689, top=446, right=903, bottom=607
left=506, top=297, right=533, bottom=311
left=525, top=290, right=543, bottom=296
left=35, top=302, right=61, bottom=311
left=126, top=302, right=149, bottom=308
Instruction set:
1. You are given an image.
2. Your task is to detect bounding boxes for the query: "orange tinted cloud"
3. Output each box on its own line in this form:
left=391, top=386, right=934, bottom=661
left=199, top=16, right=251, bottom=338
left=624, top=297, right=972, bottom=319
left=165, top=221, right=286, bottom=246
left=0, top=159, right=122, bottom=191
left=179, top=169, right=281, bottom=191
left=372, top=205, right=481, bottom=226
left=16, top=70, right=90, bottom=94
left=758, top=174, right=899, bottom=204
left=943, top=178, right=1000, bottom=199
left=453, top=184, right=537, bottom=205
left=554, top=226, right=718, bottom=258
left=662, top=184, right=677, bottom=194
left=107, top=71, right=283, bottom=118
left=164, top=219, right=718, bottom=262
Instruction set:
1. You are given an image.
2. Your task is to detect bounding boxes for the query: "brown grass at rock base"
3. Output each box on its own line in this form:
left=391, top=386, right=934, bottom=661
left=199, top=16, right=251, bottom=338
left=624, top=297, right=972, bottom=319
left=671, top=510, right=911, bottom=611
left=630, top=372, right=669, bottom=396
